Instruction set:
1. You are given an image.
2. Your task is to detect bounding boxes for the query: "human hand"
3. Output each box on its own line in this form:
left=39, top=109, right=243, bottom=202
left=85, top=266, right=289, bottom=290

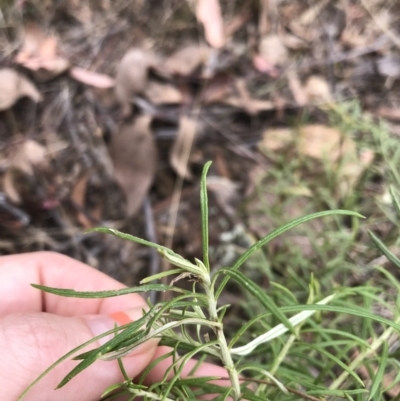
left=0, top=252, right=228, bottom=401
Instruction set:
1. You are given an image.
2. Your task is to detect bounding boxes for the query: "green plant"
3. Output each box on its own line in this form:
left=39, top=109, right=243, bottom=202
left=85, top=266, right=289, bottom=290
left=19, top=162, right=400, bottom=401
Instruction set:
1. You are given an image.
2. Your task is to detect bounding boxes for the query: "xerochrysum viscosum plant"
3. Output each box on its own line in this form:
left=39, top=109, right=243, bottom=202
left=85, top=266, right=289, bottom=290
left=19, top=162, right=400, bottom=401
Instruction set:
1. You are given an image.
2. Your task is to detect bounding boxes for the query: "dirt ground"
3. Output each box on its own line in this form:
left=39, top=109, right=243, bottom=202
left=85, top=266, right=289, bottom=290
left=1, top=0, right=400, bottom=289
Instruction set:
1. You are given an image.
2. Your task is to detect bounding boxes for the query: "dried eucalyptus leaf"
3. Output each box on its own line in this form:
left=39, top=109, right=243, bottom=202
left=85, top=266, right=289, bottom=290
left=0, top=69, right=42, bottom=110
left=110, top=115, right=157, bottom=216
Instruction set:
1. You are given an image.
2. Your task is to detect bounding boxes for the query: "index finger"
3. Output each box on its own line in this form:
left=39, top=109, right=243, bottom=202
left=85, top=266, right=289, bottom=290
left=0, top=251, right=147, bottom=317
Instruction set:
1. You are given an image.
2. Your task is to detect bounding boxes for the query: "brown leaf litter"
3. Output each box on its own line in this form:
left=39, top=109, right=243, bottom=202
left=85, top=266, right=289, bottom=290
left=0, top=69, right=42, bottom=110
left=109, top=115, right=157, bottom=216
left=15, top=23, right=69, bottom=81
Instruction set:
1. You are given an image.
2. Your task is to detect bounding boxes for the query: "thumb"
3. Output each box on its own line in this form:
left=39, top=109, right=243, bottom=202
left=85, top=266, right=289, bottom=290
left=1, top=308, right=157, bottom=401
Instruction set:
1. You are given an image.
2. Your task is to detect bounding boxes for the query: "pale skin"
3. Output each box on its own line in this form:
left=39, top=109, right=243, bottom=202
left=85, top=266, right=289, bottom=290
left=0, top=252, right=229, bottom=401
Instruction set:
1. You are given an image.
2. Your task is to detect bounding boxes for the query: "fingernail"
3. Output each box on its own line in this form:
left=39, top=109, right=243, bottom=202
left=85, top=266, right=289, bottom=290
left=84, top=306, right=145, bottom=345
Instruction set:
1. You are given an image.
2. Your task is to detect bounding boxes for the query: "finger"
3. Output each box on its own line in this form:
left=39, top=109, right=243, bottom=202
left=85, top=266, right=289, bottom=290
left=0, top=252, right=147, bottom=317
left=1, top=309, right=157, bottom=401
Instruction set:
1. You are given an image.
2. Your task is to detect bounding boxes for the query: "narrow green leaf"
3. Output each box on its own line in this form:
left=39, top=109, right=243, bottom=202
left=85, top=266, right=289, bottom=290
left=57, top=319, right=148, bottom=388
left=368, top=342, right=388, bottom=400
left=140, top=269, right=184, bottom=283
left=390, top=185, right=400, bottom=219
left=304, top=343, right=364, bottom=387
left=200, top=161, right=212, bottom=271
left=216, top=210, right=364, bottom=298
left=174, top=376, right=222, bottom=387
left=89, top=227, right=181, bottom=257
left=233, top=210, right=363, bottom=271
left=138, top=351, right=175, bottom=385
left=219, top=268, right=295, bottom=334
left=240, top=392, right=269, bottom=401
left=18, top=323, right=126, bottom=401
left=73, top=329, right=146, bottom=360
left=278, top=304, right=400, bottom=331
left=161, top=341, right=220, bottom=400
left=368, top=230, right=400, bottom=269
left=31, top=283, right=188, bottom=298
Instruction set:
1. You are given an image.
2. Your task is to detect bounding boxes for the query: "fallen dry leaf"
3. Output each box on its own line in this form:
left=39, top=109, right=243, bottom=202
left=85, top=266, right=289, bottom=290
left=287, top=70, right=307, bottom=106
left=115, top=48, right=159, bottom=116
left=70, top=173, right=89, bottom=208
left=144, top=81, right=183, bottom=105
left=170, top=116, right=198, bottom=180
left=234, top=79, right=275, bottom=115
left=258, top=128, right=294, bottom=152
left=259, top=124, right=374, bottom=196
left=69, top=67, right=115, bottom=88
left=259, top=34, right=288, bottom=67
left=196, top=0, right=225, bottom=49
left=298, top=124, right=374, bottom=196
left=303, top=75, right=332, bottom=103
left=253, top=54, right=278, bottom=77
left=0, top=69, right=42, bottom=110
left=375, top=107, right=400, bottom=121
left=164, top=45, right=210, bottom=76
left=224, top=95, right=273, bottom=113
left=3, top=139, right=48, bottom=204
left=202, top=74, right=233, bottom=103
left=110, top=115, right=157, bottom=216
left=258, top=0, right=270, bottom=35
left=70, top=172, right=93, bottom=228
left=15, top=24, right=69, bottom=81
left=206, top=176, right=239, bottom=216
left=298, top=124, right=353, bottom=161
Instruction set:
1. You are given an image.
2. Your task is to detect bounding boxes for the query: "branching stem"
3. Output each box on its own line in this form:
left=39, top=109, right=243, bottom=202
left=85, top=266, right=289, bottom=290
left=204, top=281, right=241, bottom=400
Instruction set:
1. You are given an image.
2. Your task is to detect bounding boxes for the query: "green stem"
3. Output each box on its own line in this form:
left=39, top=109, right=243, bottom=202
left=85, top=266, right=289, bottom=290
left=205, top=283, right=241, bottom=400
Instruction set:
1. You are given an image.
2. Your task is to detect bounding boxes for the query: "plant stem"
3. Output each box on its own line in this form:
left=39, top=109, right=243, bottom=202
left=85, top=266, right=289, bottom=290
left=204, top=282, right=241, bottom=400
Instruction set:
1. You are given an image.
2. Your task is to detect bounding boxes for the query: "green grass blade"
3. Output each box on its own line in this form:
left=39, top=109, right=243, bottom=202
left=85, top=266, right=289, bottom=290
left=390, top=185, right=400, bottom=219
left=368, top=230, right=400, bottom=269
left=278, top=304, right=400, bottom=331
left=31, top=283, right=188, bottom=298
left=302, top=344, right=364, bottom=387
left=200, top=161, right=212, bottom=271
left=233, top=210, right=363, bottom=271
left=368, top=342, right=388, bottom=400
left=216, top=210, right=364, bottom=299
left=219, top=268, right=295, bottom=334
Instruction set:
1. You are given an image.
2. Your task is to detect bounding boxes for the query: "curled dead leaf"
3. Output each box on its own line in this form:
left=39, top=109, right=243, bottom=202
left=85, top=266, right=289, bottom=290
left=70, top=172, right=94, bottom=228
left=70, top=67, right=115, bottom=88
left=144, top=81, right=183, bottom=105
left=304, top=75, right=332, bottom=103
left=259, top=128, right=294, bottom=152
left=115, top=48, right=159, bottom=116
left=164, top=45, right=210, bottom=76
left=196, top=0, right=225, bottom=49
left=3, top=139, right=48, bottom=204
left=259, top=34, right=288, bottom=67
left=110, top=115, right=157, bottom=216
left=287, top=70, right=307, bottom=106
left=206, top=176, right=239, bottom=216
left=0, top=69, right=42, bottom=110
left=15, top=24, right=69, bottom=81
left=298, top=124, right=353, bottom=161
left=170, top=116, right=198, bottom=180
